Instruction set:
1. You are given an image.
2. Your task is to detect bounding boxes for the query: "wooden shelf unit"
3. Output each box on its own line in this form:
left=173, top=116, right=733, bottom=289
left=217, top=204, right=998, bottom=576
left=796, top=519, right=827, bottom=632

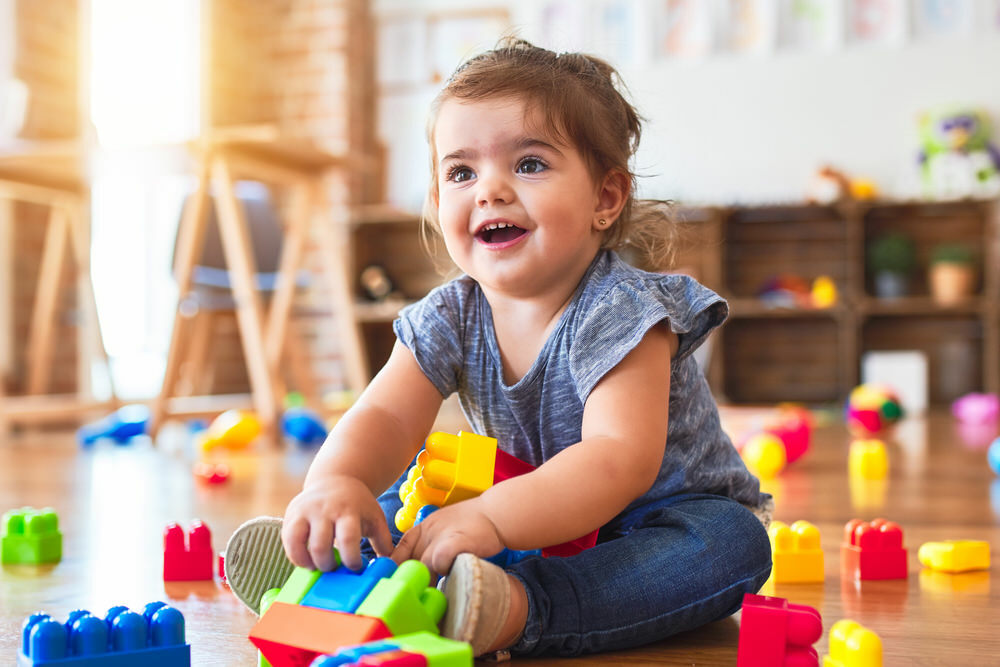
left=695, top=198, right=1000, bottom=405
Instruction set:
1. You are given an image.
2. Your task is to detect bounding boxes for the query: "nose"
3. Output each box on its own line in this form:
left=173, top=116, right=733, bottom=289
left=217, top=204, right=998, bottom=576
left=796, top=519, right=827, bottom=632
left=476, top=168, right=514, bottom=208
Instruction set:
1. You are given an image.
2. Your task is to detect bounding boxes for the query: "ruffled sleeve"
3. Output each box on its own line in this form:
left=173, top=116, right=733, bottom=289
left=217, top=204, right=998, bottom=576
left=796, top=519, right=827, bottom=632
left=392, top=279, right=473, bottom=398
left=568, top=274, right=728, bottom=402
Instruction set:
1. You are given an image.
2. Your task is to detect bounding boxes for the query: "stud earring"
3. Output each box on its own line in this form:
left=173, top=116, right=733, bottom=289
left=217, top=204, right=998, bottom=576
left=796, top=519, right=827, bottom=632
left=597, top=218, right=608, bottom=227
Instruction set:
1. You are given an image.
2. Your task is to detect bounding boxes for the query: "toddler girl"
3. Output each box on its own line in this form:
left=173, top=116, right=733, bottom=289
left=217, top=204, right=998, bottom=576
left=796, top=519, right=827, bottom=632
left=226, top=37, right=772, bottom=659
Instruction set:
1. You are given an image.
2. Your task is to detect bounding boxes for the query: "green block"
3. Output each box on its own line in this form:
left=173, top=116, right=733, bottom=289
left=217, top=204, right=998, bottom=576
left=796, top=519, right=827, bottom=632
left=1, top=507, right=62, bottom=565
left=258, top=588, right=281, bottom=667
left=269, top=546, right=340, bottom=607
left=355, top=560, right=447, bottom=636
left=393, top=631, right=473, bottom=667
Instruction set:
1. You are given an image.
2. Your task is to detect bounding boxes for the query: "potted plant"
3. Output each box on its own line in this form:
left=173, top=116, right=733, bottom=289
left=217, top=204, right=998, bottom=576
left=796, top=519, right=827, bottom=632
left=928, top=243, right=976, bottom=305
left=867, top=234, right=916, bottom=298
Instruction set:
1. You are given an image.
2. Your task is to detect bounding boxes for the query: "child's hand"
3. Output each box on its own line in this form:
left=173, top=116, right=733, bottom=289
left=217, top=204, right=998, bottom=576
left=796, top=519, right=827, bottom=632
left=391, top=498, right=505, bottom=575
left=281, top=475, right=394, bottom=572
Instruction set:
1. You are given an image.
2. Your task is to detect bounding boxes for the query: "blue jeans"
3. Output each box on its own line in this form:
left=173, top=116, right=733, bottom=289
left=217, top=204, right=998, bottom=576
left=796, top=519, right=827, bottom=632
left=363, top=472, right=772, bottom=657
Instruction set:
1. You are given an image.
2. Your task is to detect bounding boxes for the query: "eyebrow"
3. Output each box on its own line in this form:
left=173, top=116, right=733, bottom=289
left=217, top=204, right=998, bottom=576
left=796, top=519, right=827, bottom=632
left=439, top=137, right=563, bottom=166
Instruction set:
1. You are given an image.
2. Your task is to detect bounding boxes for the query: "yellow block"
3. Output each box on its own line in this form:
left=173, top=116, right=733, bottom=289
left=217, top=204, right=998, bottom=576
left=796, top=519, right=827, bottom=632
left=848, top=439, right=888, bottom=480
left=741, top=433, right=786, bottom=479
left=823, top=619, right=882, bottom=667
left=769, top=520, right=824, bottom=583
left=918, top=540, right=990, bottom=573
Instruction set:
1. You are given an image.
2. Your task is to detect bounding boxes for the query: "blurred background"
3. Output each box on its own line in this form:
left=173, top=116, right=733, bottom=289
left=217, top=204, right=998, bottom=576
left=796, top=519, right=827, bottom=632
left=0, top=0, right=998, bottom=431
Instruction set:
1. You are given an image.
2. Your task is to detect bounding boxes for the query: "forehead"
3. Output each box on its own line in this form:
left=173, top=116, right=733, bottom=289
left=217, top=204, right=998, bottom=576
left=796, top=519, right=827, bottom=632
left=433, top=96, right=563, bottom=152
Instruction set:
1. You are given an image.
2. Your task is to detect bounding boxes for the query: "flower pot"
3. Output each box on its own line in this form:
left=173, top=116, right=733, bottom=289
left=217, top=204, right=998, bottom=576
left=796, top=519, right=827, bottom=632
left=874, top=271, right=909, bottom=299
left=929, top=262, right=975, bottom=305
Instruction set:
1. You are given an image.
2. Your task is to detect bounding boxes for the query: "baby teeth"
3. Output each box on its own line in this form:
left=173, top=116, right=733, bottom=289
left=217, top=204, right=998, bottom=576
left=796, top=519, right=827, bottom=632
left=483, top=222, right=512, bottom=231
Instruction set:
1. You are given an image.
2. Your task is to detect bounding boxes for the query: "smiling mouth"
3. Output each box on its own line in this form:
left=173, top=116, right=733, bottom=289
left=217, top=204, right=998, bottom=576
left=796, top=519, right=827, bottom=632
left=476, top=222, right=527, bottom=245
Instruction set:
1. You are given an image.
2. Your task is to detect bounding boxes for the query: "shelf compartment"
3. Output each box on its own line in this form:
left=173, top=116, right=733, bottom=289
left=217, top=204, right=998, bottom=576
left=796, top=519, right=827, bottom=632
left=862, top=314, right=984, bottom=403
left=720, top=317, right=843, bottom=404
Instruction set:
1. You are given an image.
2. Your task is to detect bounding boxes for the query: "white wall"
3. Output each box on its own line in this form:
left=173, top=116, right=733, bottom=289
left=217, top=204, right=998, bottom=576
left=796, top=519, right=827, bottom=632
left=375, top=0, right=1000, bottom=208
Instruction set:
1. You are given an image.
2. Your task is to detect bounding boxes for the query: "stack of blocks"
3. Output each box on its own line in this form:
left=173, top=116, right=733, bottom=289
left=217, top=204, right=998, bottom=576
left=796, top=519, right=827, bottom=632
left=396, top=431, right=597, bottom=558
left=249, top=550, right=471, bottom=667
left=2, top=507, right=62, bottom=565
left=18, top=602, right=190, bottom=666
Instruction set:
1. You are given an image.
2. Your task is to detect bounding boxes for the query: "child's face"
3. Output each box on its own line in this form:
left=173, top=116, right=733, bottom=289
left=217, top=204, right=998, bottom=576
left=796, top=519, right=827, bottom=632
left=433, top=96, right=606, bottom=299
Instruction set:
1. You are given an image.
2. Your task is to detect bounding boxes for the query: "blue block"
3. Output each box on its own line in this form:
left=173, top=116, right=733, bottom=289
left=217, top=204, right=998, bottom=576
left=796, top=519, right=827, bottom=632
left=300, top=557, right=398, bottom=613
left=77, top=405, right=150, bottom=446
left=311, top=640, right=401, bottom=666
left=19, top=602, right=189, bottom=666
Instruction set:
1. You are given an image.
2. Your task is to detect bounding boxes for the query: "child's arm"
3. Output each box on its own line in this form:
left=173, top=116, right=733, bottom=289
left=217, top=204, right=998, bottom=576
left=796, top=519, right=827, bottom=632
left=282, top=340, right=444, bottom=571
left=394, top=324, right=677, bottom=574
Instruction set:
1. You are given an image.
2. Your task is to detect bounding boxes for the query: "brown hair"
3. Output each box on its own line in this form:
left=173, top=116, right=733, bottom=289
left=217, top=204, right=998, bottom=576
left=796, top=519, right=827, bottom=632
left=421, top=37, right=675, bottom=269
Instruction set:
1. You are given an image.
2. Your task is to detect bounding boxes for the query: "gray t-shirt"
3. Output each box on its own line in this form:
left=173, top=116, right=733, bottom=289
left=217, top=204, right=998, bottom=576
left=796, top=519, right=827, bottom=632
left=394, top=249, right=765, bottom=515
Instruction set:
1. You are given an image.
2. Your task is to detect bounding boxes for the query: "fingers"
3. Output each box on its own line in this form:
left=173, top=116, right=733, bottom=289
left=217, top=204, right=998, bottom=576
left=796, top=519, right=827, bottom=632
left=429, top=540, right=462, bottom=576
left=366, top=515, right=395, bottom=558
left=281, top=517, right=314, bottom=569
left=391, top=523, right=421, bottom=564
left=335, top=515, right=364, bottom=571
left=307, top=519, right=337, bottom=572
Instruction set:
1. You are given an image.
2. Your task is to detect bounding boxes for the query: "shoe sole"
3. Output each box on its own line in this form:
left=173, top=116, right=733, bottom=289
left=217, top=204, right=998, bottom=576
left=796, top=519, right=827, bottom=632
left=441, top=553, right=510, bottom=655
left=224, top=516, right=294, bottom=614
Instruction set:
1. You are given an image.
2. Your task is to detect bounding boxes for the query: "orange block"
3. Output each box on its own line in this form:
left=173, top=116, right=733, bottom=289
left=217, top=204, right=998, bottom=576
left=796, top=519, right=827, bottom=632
left=249, top=602, right=392, bottom=667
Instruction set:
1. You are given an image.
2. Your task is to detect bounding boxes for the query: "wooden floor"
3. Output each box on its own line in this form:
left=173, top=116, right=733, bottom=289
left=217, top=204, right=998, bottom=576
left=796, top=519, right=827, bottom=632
left=2, top=407, right=999, bottom=665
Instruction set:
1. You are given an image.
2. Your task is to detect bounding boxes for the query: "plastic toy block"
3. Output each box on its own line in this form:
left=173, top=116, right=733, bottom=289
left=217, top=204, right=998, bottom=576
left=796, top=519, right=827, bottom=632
left=198, top=409, right=261, bottom=451
left=301, top=557, right=398, bottom=613
left=917, top=539, right=990, bottom=573
left=822, top=619, right=882, bottom=667
left=2, top=507, right=62, bottom=565
left=274, top=566, right=326, bottom=606
left=841, top=518, right=907, bottom=580
left=77, top=404, right=150, bottom=446
left=737, top=593, right=822, bottom=667
left=769, top=520, right=824, bottom=583
left=395, top=432, right=497, bottom=531
left=848, top=440, right=888, bottom=480
left=19, top=601, right=190, bottom=666
left=354, top=560, right=447, bottom=636
left=193, top=461, right=230, bottom=484
left=249, top=602, right=391, bottom=667
left=162, top=520, right=213, bottom=581
left=741, top=433, right=787, bottom=479
left=282, top=407, right=328, bottom=448
left=313, top=633, right=472, bottom=667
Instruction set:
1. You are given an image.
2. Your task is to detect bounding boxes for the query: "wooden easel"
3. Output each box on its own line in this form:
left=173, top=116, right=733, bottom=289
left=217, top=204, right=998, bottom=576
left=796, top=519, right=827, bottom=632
left=150, top=126, right=369, bottom=440
left=0, top=141, right=117, bottom=433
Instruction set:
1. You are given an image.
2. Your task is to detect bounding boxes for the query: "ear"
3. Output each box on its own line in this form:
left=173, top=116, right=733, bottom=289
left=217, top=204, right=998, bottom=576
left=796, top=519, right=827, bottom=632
left=592, top=169, right=629, bottom=231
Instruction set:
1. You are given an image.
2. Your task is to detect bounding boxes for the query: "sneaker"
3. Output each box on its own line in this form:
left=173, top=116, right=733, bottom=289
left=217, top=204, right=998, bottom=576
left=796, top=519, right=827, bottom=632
left=224, top=516, right=294, bottom=614
left=440, top=553, right=512, bottom=656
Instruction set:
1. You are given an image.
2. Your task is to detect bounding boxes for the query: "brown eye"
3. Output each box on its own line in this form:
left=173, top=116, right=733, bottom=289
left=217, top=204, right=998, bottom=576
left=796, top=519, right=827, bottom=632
left=516, top=157, right=547, bottom=175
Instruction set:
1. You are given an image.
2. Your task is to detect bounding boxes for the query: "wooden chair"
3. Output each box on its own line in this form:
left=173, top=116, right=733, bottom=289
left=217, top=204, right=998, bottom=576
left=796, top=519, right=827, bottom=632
left=0, top=141, right=117, bottom=434
left=150, top=127, right=369, bottom=441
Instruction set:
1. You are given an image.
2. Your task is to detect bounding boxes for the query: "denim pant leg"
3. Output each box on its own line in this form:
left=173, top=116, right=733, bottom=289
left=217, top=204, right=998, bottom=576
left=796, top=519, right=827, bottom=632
left=506, top=493, right=772, bottom=657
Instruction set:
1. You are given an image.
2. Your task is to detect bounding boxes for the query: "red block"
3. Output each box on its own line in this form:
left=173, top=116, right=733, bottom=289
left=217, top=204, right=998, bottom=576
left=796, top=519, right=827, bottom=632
left=737, top=593, right=822, bottom=667
left=357, top=649, right=428, bottom=666
left=163, top=520, right=214, bottom=581
left=841, top=518, right=907, bottom=580
left=493, top=449, right=599, bottom=557
left=250, top=602, right=392, bottom=667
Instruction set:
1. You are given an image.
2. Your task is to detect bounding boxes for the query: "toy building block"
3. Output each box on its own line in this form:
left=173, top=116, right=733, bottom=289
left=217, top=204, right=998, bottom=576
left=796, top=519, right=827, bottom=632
left=848, top=440, right=888, bottom=480
left=163, top=520, right=213, bottom=581
left=769, top=520, right=824, bottom=583
left=193, top=461, right=230, bottom=484
left=395, top=432, right=497, bottom=531
left=737, top=593, right=822, bottom=667
left=77, top=404, right=150, bottom=446
left=249, top=602, right=391, bottom=667
left=312, top=632, right=472, bottom=667
left=740, top=433, right=787, bottom=479
left=917, top=539, right=990, bottom=573
left=301, top=557, right=399, bottom=613
left=2, top=507, right=62, bottom=565
left=823, top=619, right=882, bottom=667
left=198, top=409, right=261, bottom=451
left=841, top=518, right=907, bottom=580
left=19, top=601, right=190, bottom=666
left=355, top=560, right=447, bottom=636
left=282, top=407, right=328, bottom=448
